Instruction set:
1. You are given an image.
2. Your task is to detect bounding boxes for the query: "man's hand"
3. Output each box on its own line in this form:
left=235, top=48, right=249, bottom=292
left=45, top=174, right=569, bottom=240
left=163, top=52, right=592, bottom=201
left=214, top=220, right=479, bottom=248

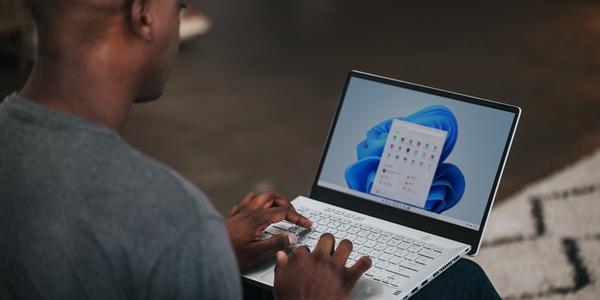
left=274, top=233, right=372, bottom=300
left=225, top=192, right=312, bottom=271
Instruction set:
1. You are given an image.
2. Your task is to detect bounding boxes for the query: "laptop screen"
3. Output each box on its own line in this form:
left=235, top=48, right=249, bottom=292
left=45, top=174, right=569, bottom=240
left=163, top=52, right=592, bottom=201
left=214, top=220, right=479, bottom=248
left=316, top=75, right=517, bottom=231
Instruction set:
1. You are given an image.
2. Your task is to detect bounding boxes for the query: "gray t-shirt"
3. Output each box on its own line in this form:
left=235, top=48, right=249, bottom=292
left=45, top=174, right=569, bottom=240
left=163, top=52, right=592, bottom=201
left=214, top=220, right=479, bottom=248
left=0, top=94, right=242, bottom=299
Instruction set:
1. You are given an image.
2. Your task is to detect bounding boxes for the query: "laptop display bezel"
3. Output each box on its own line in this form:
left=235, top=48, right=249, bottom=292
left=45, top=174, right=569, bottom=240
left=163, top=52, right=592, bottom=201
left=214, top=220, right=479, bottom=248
left=309, top=70, right=521, bottom=255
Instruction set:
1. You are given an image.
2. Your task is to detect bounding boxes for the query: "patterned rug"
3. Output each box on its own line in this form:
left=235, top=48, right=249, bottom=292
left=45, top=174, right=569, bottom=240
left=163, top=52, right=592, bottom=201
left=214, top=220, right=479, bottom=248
left=472, top=149, right=600, bottom=299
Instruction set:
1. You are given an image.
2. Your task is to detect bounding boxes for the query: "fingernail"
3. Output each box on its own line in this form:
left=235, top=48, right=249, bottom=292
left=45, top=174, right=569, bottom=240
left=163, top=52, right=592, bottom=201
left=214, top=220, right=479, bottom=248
left=287, top=233, right=298, bottom=245
left=276, top=251, right=287, bottom=264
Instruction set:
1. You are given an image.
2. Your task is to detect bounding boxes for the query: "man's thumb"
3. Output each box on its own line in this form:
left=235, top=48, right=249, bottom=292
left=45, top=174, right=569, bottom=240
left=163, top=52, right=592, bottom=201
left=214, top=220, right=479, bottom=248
left=252, top=233, right=297, bottom=259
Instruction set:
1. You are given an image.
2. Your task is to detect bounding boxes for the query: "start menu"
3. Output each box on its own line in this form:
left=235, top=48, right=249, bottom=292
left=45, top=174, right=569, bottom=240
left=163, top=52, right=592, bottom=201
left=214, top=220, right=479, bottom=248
left=370, top=119, right=447, bottom=208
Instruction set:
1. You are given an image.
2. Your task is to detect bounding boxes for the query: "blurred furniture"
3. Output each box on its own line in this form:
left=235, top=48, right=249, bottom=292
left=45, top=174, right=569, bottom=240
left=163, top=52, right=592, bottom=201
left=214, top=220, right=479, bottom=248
left=0, top=0, right=33, bottom=73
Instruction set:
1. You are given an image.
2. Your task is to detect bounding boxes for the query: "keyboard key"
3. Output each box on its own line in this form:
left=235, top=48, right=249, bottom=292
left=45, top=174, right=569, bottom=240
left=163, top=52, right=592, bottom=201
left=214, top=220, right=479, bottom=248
left=289, top=225, right=306, bottom=235
left=405, top=253, right=418, bottom=261
left=265, top=227, right=285, bottom=236
left=338, top=224, right=351, bottom=231
left=389, top=256, right=402, bottom=265
left=415, top=256, right=433, bottom=265
left=400, top=259, right=424, bottom=271
left=378, top=261, right=390, bottom=270
left=374, top=243, right=387, bottom=251
left=331, top=221, right=342, bottom=228
left=327, top=228, right=338, bottom=235
left=387, top=239, right=400, bottom=247
left=313, top=224, right=325, bottom=233
left=357, top=231, right=369, bottom=238
left=408, top=245, right=422, bottom=253
left=432, top=246, right=446, bottom=253
left=383, top=247, right=398, bottom=254
left=378, top=236, right=391, bottom=244
left=367, top=233, right=380, bottom=240
left=379, top=252, right=393, bottom=261
left=337, top=232, right=348, bottom=240
left=392, top=234, right=405, bottom=241
left=307, top=231, right=320, bottom=240
left=355, top=237, right=368, bottom=245
left=357, top=246, right=370, bottom=255
left=399, top=242, right=411, bottom=250
left=273, top=221, right=295, bottom=231
left=381, top=231, right=394, bottom=237
left=364, top=240, right=377, bottom=248
left=419, top=248, right=441, bottom=259
left=394, top=250, right=408, bottom=257
left=369, top=249, right=383, bottom=258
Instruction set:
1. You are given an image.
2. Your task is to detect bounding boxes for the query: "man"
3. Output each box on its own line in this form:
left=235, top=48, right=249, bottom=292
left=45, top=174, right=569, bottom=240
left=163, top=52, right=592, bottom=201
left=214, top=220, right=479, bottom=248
left=0, top=0, right=500, bottom=299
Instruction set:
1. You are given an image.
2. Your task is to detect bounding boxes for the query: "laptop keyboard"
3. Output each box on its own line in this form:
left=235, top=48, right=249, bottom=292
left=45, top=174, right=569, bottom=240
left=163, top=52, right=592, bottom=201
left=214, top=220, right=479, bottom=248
left=261, top=206, right=447, bottom=288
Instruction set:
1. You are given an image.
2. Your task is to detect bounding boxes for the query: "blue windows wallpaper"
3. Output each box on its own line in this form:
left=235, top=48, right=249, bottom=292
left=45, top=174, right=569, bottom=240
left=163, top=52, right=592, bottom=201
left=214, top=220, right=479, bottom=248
left=344, top=105, right=465, bottom=213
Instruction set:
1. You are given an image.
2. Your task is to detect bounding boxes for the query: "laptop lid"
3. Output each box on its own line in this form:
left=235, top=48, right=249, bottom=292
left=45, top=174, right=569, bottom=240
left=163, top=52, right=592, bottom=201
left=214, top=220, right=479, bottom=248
left=310, top=71, right=521, bottom=255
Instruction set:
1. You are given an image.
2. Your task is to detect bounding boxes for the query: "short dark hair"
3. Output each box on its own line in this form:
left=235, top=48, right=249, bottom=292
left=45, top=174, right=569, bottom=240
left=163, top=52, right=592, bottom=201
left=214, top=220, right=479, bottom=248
left=25, top=0, right=130, bottom=46
left=25, top=0, right=127, bottom=28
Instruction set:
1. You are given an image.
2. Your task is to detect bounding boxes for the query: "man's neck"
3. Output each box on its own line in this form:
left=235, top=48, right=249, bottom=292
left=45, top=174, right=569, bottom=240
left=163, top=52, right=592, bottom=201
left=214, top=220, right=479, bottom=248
left=20, top=52, right=137, bottom=133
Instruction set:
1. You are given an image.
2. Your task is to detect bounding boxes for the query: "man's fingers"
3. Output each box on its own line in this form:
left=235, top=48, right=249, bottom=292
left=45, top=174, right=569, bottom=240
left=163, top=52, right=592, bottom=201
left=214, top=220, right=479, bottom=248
left=228, top=205, right=239, bottom=217
left=275, top=250, right=288, bottom=268
left=274, top=250, right=289, bottom=280
left=346, top=256, right=372, bottom=287
left=274, top=198, right=313, bottom=228
left=255, top=207, right=290, bottom=229
left=332, top=239, right=353, bottom=266
left=248, top=233, right=295, bottom=262
left=293, top=245, right=310, bottom=255
left=314, top=233, right=335, bottom=257
left=238, top=192, right=257, bottom=210
left=248, top=192, right=283, bottom=210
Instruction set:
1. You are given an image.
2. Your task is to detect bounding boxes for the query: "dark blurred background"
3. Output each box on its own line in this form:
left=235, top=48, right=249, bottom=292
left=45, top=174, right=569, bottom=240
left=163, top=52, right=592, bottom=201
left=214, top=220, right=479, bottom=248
left=2, top=0, right=600, bottom=214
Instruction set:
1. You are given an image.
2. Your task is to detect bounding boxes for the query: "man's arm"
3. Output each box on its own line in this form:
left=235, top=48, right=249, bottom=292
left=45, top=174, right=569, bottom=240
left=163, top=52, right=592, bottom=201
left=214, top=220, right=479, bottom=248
left=147, top=217, right=242, bottom=300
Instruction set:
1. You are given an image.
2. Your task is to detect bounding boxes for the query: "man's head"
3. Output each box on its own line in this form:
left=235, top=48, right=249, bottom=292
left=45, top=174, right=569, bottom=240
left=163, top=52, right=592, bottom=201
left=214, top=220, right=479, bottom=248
left=25, top=0, right=186, bottom=102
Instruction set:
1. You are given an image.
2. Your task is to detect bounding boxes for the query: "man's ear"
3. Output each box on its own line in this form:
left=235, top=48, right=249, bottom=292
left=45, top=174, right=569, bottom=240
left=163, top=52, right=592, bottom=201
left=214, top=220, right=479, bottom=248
left=130, top=0, right=153, bottom=42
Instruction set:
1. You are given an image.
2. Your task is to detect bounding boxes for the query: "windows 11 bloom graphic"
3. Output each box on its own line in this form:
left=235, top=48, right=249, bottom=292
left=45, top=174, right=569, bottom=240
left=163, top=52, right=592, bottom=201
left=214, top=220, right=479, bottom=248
left=345, top=105, right=465, bottom=213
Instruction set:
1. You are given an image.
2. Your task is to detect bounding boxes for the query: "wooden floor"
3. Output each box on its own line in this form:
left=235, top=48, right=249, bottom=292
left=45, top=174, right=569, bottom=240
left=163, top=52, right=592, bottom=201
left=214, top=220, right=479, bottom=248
left=2, top=0, right=600, bottom=214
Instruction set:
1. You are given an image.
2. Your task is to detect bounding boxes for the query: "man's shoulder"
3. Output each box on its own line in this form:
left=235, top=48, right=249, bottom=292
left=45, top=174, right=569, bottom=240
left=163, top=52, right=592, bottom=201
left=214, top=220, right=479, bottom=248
left=101, top=144, right=222, bottom=221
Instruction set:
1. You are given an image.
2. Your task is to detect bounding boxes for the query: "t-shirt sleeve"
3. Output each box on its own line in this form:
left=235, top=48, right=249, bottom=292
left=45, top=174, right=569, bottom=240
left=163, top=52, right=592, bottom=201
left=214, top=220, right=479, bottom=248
left=146, top=217, right=242, bottom=300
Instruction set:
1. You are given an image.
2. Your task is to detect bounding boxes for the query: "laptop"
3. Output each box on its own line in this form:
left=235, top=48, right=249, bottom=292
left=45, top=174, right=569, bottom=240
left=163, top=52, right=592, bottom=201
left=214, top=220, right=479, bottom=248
left=243, top=70, right=521, bottom=299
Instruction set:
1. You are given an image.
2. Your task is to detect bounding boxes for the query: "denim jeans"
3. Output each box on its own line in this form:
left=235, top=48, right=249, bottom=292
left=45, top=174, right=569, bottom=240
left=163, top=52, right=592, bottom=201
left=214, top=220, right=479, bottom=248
left=243, top=259, right=501, bottom=299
